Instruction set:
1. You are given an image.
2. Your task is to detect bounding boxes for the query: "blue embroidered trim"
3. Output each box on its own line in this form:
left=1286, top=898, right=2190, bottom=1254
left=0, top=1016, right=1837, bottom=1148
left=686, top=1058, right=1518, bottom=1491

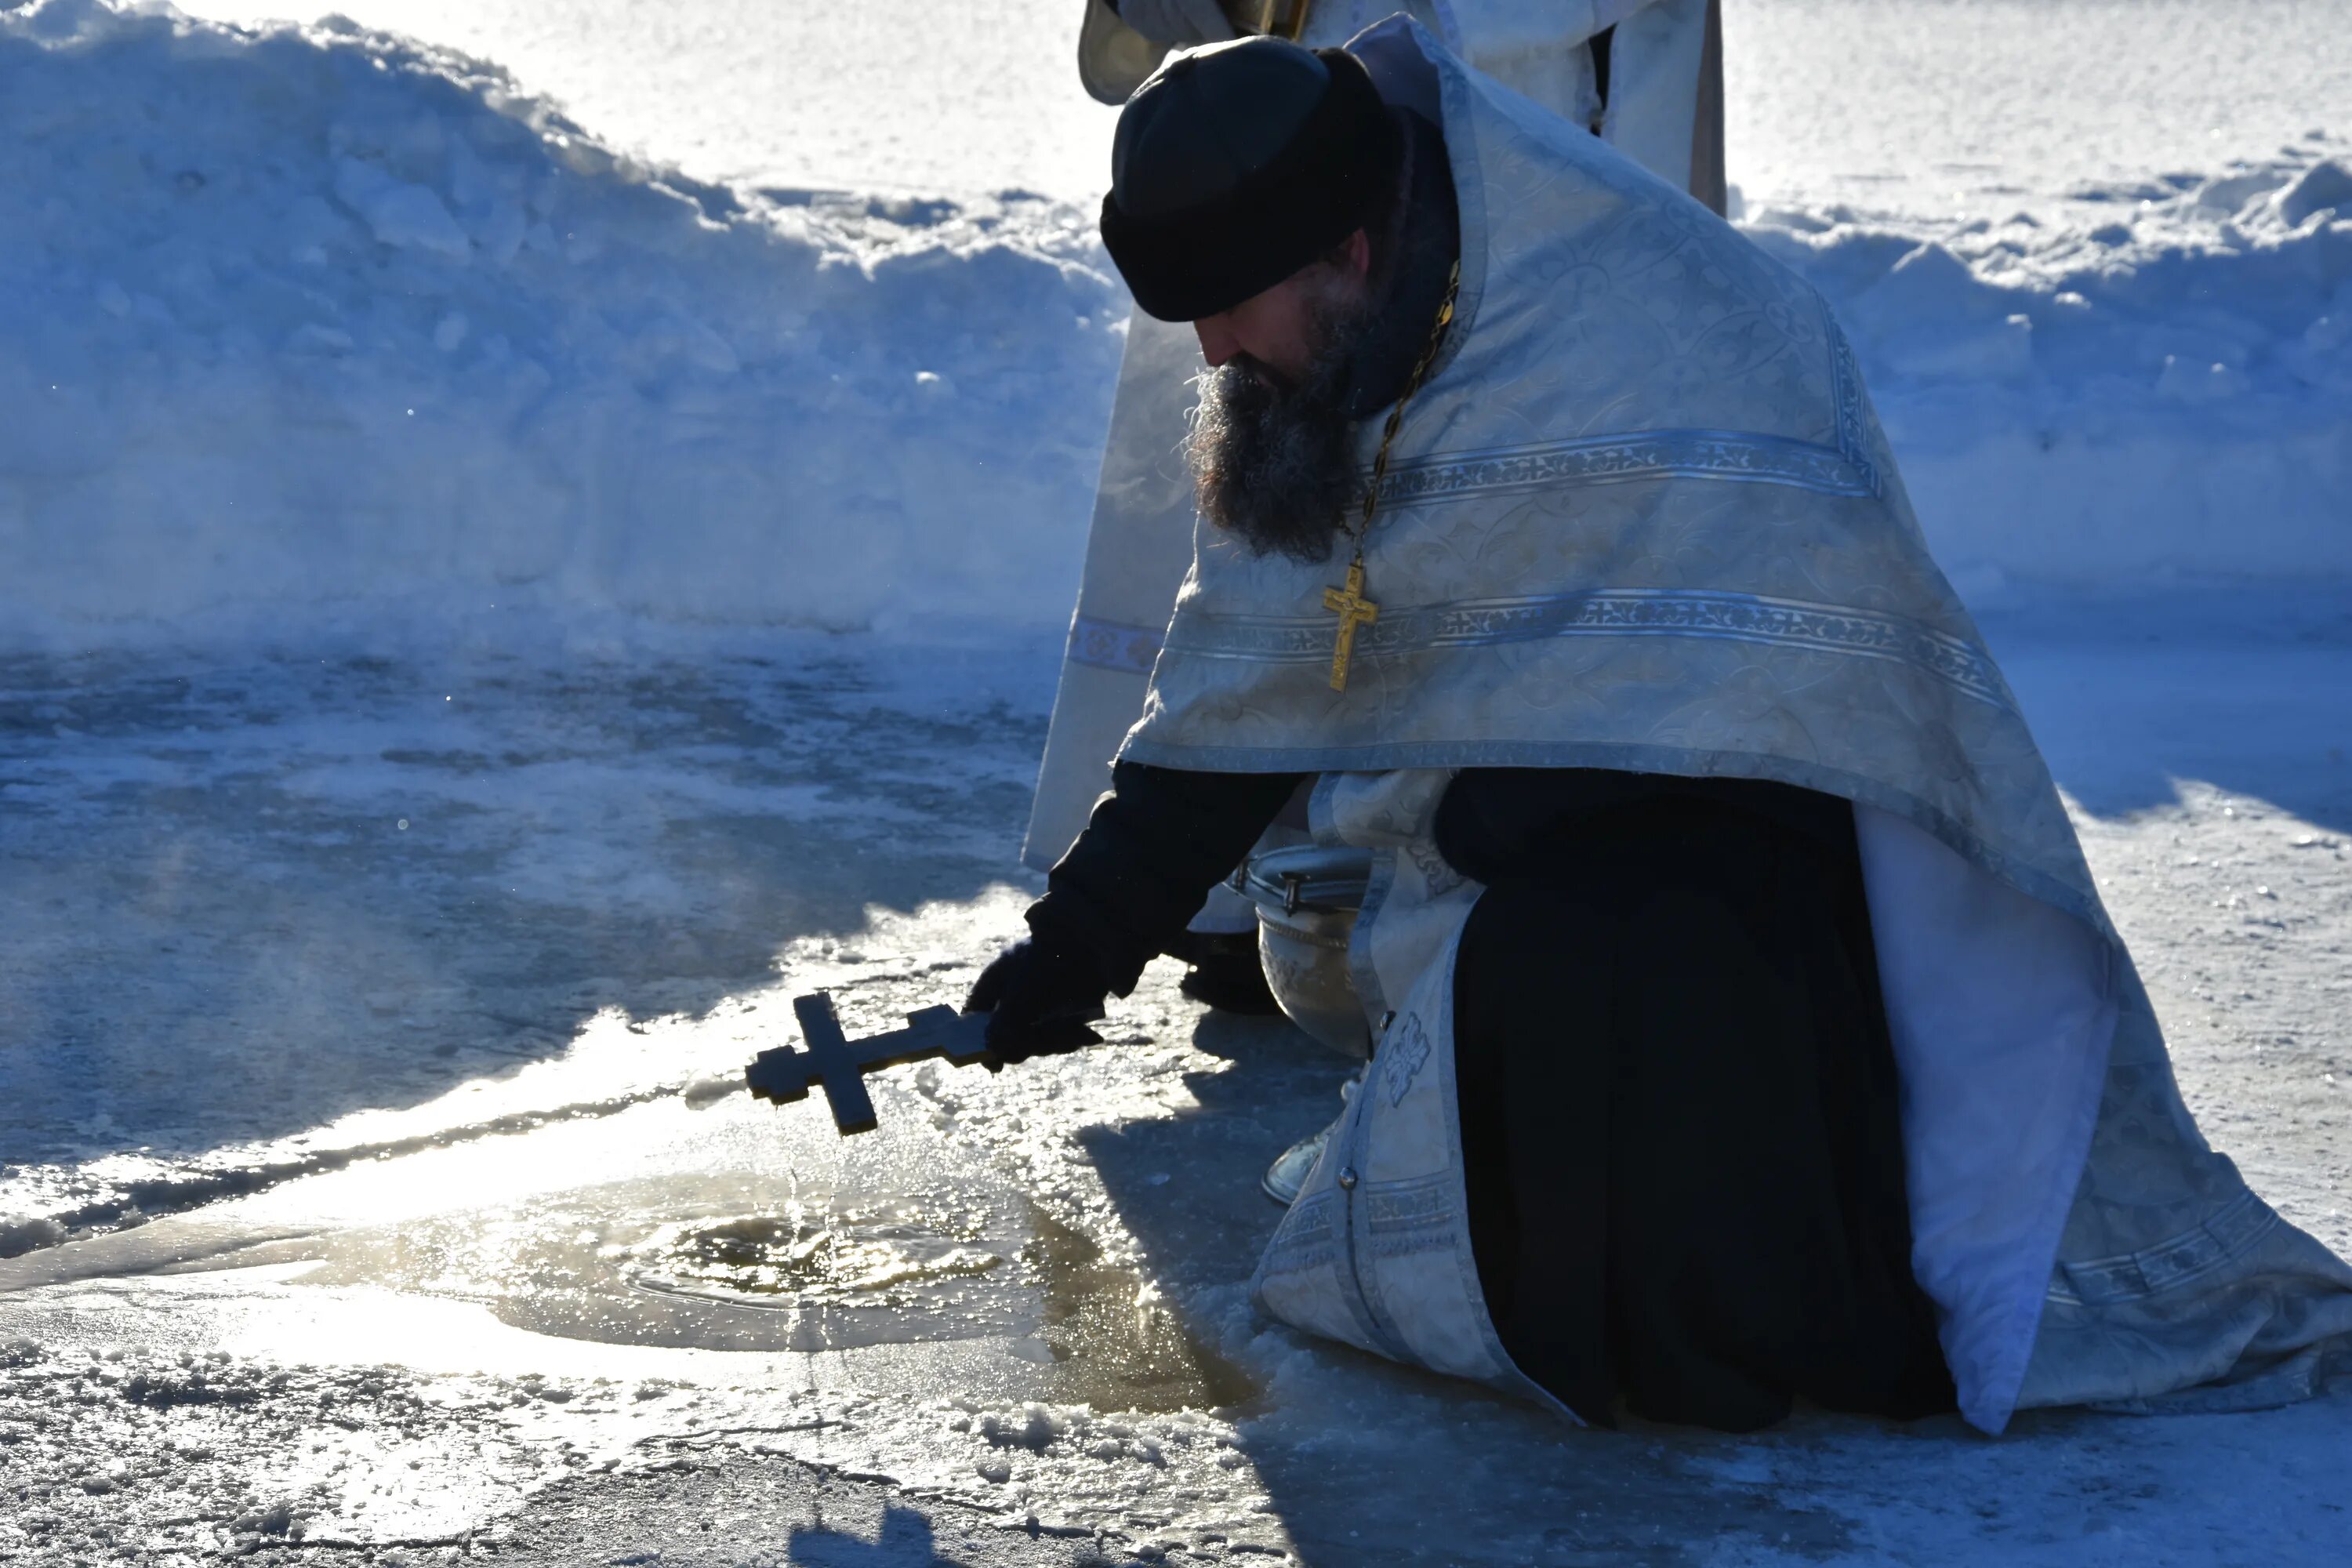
left=1365, top=297, right=1882, bottom=510
left=2047, top=1188, right=2281, bottom=1307
left=1381, top=1011, right=1433, bottom=1107
left=1374, top=426, right=1877, bottom=507
left=1362, top=1174, right=1457, bottom=1260
left=1064, top=614, right=1163, bottom=675
left=1363, top=1174, right=1454, bottom=1232
left=1824, top=302, right=1884, bottom=496
left=1160, top=587, right=2009, bottom=708
left=1334, top=1073, right=1416, bottom=1366
left=1258, top=1189, right=1341, bottom=1279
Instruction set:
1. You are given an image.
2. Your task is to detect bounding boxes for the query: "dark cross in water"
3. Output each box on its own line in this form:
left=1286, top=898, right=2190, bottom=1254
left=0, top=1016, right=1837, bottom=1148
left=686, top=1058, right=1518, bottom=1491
left=743, top=993, right=994, bottom=1134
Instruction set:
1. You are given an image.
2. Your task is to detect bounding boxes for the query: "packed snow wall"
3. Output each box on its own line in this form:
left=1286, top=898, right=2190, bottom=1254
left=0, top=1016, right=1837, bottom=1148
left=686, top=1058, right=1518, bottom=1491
left=0, top=0, right=1129, bottom=647
left=2, top=0, right=2347, bottom=649
left=1754, top=166, right=2352, bottom=601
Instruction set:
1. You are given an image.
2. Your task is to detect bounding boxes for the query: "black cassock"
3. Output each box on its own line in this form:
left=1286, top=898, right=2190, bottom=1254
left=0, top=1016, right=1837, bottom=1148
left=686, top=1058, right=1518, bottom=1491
left=1033, top=761, right=1954, bottom=1431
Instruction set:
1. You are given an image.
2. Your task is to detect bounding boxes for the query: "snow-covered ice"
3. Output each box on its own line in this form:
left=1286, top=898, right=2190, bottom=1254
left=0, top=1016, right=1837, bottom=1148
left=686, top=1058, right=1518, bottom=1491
left=1, top=1, right=2347, bottom=1563
left=2, top=604, right=2348, bottom=1563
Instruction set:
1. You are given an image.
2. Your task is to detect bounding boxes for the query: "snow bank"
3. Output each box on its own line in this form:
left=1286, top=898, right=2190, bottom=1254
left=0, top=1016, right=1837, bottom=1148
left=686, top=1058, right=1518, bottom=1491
left=1747, top=154, right=2352, bottom=596
left=1, top=0, right=2345, bottom=650
left=0, top=0, right=1126, bottom=647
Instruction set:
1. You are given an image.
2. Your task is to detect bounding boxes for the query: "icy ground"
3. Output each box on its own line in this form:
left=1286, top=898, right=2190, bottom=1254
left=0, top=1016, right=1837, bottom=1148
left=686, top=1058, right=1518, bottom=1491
left=2, top=597, right=2348, bottom=1566
left=2, top=2, right=2348, bottom=1563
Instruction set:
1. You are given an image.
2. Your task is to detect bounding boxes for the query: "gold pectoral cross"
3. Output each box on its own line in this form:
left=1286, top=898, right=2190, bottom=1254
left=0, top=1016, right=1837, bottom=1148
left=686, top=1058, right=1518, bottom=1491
left=1322, top=554, right=1379, bottom=692
left=1221, top=2, right=1316, bottom=41
left=1315, top=259, right=1456, bottom=697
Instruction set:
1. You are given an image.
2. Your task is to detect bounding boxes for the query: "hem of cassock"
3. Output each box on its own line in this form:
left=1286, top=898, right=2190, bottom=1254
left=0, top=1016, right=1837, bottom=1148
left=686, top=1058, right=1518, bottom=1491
left=1448, top=788, right=1958, bottom=1432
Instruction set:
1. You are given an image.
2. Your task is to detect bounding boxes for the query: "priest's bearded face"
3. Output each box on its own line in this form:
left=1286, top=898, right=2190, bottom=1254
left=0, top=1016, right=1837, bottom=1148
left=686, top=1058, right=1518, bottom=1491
left=1186, top=238, right=1379, bottom=564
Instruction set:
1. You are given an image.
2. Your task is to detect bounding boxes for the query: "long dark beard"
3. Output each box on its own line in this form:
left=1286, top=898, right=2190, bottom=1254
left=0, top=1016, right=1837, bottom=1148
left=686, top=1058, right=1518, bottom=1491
left=1185, top=292, right=1379, bottom=563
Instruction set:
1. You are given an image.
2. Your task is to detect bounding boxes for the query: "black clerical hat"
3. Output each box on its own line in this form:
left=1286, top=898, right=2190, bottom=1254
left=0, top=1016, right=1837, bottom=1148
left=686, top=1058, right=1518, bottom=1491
left=1100, top=36, right=1403, bottom=323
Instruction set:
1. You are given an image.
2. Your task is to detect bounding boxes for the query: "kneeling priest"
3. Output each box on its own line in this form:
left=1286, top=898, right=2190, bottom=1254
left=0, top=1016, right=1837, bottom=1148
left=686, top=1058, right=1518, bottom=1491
left=967, top=21, right=2352, bottom=1432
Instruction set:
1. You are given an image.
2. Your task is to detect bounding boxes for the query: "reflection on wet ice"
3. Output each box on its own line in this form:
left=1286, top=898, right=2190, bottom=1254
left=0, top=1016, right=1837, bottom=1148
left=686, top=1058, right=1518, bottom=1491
left=292, top=1164, right=1040, bottom=1354
left=1025, top=1206, right=1257, bottom=1416
left=118, top=1087, right=1265, bottom=1417
left=289, top=1178, right=1252, bottom=1414
left=635, top=1207, right=1006, bottom=1305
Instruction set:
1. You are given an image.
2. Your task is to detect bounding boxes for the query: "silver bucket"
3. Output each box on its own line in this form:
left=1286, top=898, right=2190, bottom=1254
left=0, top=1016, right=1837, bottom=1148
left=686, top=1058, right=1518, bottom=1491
left=1235, top=843, right=1375, bottom=1058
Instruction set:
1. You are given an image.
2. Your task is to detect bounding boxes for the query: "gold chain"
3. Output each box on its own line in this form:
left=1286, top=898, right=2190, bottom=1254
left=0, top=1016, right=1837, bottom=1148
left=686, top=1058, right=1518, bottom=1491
left=1319, top=260, right=1461, bottom=693
left=1347, top=258, right=1460, bottom=564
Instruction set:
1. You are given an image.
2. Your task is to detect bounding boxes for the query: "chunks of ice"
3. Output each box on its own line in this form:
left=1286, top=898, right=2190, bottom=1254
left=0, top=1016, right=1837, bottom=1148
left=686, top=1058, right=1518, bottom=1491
left=332, top=158, right=471, bottom=260
left=2157, top=355, right=2251, bottom=403
left=1847, top=242, right=2000, bottom=339
left=2277, top=161, right=2352, bottom=227
left=978, top=1404, right=1064, bottom=1451
left=2192, top=169, right=2291, bottom=216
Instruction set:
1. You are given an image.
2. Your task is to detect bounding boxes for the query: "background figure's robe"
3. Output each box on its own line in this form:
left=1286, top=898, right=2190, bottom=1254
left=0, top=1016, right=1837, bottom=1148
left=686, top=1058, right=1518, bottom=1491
left=1025, top=1, right=1726, bottom=899
left=1125, top=16, right=2352, bottom=1432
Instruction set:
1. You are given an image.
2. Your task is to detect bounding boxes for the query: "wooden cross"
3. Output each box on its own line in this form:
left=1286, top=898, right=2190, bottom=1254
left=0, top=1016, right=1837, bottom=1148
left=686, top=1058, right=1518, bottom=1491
left=1321, top=556, right=1380, bottom=691
left=744, top=993, right=993, bottom=1135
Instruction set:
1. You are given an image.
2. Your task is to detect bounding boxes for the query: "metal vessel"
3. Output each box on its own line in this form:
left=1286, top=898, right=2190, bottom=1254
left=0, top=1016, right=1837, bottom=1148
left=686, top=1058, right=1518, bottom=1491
left=1235, top=842, right=1374, bottom=1058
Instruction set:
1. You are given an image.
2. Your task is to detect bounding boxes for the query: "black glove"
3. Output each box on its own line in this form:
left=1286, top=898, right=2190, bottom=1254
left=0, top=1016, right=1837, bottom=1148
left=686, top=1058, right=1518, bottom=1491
left=963, top=916, right=1108, bottom=1069
left=964, top=761, right=1302, bottom=1067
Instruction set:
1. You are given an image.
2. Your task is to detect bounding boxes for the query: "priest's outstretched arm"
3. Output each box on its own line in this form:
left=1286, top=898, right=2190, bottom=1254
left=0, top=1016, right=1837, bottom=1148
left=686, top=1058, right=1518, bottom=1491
left=968, top=762, right=1305, bottom=1062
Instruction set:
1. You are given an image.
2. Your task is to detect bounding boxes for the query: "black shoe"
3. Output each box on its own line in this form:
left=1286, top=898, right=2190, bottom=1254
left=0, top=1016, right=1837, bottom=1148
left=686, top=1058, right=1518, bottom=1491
left=1172, top=932, right=1282, bottom=1016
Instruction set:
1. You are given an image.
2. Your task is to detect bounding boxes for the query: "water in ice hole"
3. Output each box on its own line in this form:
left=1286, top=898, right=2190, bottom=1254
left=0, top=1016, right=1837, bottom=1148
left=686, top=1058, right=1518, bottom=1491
left=277, top=1173, right=1257, bottom=1414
